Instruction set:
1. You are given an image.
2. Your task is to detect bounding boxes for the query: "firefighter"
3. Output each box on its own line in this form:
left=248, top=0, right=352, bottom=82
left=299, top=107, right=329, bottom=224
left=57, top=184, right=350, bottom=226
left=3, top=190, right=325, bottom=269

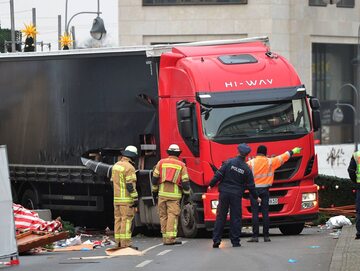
left=111, top=145, right=139, bottom=249
left=347, top=150, right=360, bottom=240
left=247, top=145, right=301, bottom=242
left=209, top=143, right=261, bottom=248
left=151, top=144, right=190, bottom=245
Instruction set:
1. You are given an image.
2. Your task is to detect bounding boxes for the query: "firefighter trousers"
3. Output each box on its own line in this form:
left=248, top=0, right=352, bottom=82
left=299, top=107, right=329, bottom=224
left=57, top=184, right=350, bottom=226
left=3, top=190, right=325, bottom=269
left=158, top=197, right=180, bottom=244
left=114, top=204, right=135, bottom=248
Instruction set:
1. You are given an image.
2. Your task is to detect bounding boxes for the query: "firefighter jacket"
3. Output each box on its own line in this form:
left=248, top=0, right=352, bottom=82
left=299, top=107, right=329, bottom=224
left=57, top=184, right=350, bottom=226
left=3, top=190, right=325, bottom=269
left=111, top=157, right=138, bottom=205
left=348, top=151, right=360, bottom=189
left=152, top=156, right=190, bottom=200
left=247, top=151, right=292, bottom=188
left=209, top=156, right=258, bottom=198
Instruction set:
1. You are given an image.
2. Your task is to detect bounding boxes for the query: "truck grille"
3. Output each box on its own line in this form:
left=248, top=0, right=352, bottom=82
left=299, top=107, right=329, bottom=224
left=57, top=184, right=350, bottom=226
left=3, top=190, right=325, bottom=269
left=274, top=156, right=301, bottom=181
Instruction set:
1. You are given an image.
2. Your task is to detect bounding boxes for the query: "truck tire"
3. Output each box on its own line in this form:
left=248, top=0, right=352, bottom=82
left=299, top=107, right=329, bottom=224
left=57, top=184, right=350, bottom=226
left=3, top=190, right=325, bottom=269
left=20, top=189, right=39, bottom=210
left=279, top=223, right=305, bottom=235
left=179, top=201, right=198, bottom=238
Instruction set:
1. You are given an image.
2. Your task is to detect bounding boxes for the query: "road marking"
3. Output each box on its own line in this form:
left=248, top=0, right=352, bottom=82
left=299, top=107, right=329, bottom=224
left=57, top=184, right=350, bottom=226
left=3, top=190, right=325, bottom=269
left=157, top=249, right=172, bottom=256
left=142, top=243, right=163, bottom=254
left=136, top=260, right=153, bottom=268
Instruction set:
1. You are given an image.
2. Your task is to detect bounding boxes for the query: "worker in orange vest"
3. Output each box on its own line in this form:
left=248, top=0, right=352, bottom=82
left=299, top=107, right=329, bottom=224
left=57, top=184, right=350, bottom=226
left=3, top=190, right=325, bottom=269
left=151, top=144, right=190, bottom=245
left=111, top=145, right=139, bottom=249
left=247, top=145, right=301, bottom=242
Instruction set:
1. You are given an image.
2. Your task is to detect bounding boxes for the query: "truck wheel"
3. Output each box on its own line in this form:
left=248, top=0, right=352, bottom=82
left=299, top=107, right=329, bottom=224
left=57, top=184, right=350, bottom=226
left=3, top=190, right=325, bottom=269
left=21, top=189, right=39, bottom=210
left=279, top=223, right=305, bottom=235
left=179, top=202, right=198, bottom=238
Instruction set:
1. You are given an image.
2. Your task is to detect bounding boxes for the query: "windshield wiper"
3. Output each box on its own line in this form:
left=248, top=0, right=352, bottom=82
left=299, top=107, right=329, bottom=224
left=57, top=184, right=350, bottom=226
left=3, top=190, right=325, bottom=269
left=214, top=133, right=249, bottom=138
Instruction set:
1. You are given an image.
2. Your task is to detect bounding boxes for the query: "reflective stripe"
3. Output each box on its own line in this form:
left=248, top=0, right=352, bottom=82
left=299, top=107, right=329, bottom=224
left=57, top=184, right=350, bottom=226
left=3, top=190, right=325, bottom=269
left=182, top=174, right=189, bottom=179
left=355, top=151, right=360, bottom=183
left=130, top=191, right=138, bottom=198
left=255, top=184, right=271, bottom=188
left=125, top=174, right=136, bottom=181
left=159, top=191, right=182, bottom=199
left=162, top=163, right=182, bottom=170
left=267, top=159, right=272, bottom=176
left=115, top=233, right=121, bottom=239
left=114, top=197, right=133, bottom=203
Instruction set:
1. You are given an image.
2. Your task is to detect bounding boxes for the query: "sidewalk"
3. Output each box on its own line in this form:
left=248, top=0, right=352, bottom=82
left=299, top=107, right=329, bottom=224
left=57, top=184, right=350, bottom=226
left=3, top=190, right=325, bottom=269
left=330, top=225, right=360, bottom=271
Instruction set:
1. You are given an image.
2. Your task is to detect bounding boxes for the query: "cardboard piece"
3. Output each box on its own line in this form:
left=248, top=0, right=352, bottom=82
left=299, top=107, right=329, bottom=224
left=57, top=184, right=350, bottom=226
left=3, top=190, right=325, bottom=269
left=105, top=247, right=143, bottom=256
left=53, top=244, right=94, bottom=252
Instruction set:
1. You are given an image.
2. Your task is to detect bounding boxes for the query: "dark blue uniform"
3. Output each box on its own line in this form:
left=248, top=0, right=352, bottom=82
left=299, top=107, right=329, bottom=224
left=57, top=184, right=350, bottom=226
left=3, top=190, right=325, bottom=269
left=348, top=156, right=360, bottom=239
left=209, top=155, right=258, bottom=246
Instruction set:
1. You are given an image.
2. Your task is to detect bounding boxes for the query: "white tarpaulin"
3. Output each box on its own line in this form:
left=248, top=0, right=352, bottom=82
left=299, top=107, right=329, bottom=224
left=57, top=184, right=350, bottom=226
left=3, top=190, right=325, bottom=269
left=0, top=145, right=18, bottom=259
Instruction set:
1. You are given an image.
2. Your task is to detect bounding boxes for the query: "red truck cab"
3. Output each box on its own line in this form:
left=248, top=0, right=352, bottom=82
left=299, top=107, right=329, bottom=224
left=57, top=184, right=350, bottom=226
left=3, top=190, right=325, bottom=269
left=157, top=37, right=320, bottom=236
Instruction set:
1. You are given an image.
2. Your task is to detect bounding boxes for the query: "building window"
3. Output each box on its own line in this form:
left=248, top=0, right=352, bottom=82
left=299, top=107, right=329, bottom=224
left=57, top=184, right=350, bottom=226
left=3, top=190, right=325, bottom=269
left=312, top=43, right=357, bottom=145
left=309, top=0, right=354, bottom=7
left=143, top=0, right=247, bottom=6
left=309, top=0, right=326, bottom=6
left=336, top=0, right=354, bottom=8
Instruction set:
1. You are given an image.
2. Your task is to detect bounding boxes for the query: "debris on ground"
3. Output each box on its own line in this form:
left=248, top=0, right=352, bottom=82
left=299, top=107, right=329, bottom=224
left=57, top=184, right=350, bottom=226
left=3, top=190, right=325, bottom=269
left=16, top=230, right=69, bottom=254
left=325, top=215, right=352, bottom=229
left=13, top=204, right=62, bottom=232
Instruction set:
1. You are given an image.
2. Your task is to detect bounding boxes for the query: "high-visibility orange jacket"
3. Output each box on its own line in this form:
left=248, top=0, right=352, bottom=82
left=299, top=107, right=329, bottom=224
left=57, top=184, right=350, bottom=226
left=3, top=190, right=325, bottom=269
left=152, top=156, right=190, bottom=199
left=247, top=151, right=291, bottom=188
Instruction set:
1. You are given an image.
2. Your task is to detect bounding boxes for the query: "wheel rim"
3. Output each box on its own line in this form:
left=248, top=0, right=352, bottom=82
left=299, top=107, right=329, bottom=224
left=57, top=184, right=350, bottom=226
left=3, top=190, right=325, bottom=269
left=182, top=204, right=194, bottom=228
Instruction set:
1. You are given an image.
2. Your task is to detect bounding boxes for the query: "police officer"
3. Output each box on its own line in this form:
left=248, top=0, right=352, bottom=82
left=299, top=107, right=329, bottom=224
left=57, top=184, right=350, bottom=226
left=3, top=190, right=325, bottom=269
left=348, top=150, right=360, bottom=240
left=247, top=145, right=301, bottom=242
left=111, top=145, right=139, bottom=249
left=209, top=143, right=260, bottom=248
left=152, top=144, right=190, bottom=245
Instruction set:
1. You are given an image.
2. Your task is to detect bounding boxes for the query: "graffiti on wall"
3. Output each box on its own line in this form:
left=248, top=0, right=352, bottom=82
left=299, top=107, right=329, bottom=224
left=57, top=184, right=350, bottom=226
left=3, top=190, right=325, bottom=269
left=326, top=147, right=346, bottom=167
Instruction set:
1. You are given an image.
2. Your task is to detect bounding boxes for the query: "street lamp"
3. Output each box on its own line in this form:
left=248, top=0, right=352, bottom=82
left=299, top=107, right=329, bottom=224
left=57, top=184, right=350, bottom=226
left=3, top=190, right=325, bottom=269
left=332, top=83, right=359, bottom=151
left=64, top=0, right=106, bottom=41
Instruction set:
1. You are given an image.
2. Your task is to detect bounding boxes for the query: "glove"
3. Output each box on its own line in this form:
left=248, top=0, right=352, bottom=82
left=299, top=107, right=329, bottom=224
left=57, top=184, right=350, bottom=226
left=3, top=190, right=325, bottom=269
left=152, top=192, right=158, bottom=205
left=292, top=147, right=301, bottom=154
left=132, top=199, right=138, bottom=208
left=183, top=194, right=190, bottom=205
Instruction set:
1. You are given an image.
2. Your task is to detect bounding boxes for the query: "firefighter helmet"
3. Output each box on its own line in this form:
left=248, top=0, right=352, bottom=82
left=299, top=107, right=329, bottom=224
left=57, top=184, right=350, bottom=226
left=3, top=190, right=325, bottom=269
left=167, top=144, right=181, bottom=156
left=121, top=145, right=138, bottom=158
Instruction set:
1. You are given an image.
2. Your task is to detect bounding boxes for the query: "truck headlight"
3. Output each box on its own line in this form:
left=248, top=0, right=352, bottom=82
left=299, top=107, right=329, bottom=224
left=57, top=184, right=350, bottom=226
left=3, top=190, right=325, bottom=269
left=302, top=193, right=316, bottom=202
left=301, top=192, right=317, bottom=209
left=211, top=200, right=219, bottom=209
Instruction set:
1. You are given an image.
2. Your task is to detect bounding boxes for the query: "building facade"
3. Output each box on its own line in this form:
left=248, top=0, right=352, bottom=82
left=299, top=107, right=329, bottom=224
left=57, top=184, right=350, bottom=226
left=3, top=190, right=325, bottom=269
left=118, top=0, right=360, bottom=148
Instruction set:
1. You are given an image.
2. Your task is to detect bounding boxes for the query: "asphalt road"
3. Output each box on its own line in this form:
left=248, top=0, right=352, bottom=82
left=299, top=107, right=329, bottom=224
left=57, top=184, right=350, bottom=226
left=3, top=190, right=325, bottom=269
left=11, top=226, right=337, bottom=271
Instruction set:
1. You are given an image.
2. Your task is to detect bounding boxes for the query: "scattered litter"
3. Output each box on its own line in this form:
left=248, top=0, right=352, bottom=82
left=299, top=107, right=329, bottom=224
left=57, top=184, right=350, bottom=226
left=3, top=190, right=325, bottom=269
left=326, top=215, right=352, bottom=229
left=329, top=229, right=342, bottom=239
left=307, top=245, right=320, bottom=249
left=53, top=244, right=94, bottom=252
left=288, top=259, right=297, bottom=263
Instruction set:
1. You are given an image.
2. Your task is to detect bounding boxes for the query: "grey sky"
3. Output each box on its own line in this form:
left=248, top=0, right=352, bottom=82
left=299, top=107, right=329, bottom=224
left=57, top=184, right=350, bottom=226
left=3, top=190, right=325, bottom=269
left=0, top=0, right=118, bottom=50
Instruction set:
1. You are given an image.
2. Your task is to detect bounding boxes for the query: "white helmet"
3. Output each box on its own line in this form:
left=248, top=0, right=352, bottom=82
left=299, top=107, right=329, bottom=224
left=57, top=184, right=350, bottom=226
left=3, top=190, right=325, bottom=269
left=168, top=144, right=181, bottom=152
left=167, top=144, right=181, bottom=153
left=122, top=145, right=138, bottom=158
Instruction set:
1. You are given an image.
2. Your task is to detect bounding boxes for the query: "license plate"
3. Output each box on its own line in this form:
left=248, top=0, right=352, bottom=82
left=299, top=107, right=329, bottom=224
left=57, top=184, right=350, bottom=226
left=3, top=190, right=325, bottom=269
left=269, top=198, right=278, bottom=205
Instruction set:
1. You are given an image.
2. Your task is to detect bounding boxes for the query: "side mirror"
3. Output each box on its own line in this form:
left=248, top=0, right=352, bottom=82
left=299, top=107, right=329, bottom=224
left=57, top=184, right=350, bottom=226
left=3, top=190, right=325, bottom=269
left=179, top=107, right=191, bottom=119
left=310, top=98, right=320, bottom=110
left=180, top=119, right=193, bottom=138
left=312, top=110, right=321, bottom=132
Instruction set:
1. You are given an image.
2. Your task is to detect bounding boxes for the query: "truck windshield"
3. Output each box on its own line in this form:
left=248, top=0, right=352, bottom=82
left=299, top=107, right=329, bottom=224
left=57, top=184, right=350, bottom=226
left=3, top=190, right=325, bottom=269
left=201, top=98, right=311, bottom=139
